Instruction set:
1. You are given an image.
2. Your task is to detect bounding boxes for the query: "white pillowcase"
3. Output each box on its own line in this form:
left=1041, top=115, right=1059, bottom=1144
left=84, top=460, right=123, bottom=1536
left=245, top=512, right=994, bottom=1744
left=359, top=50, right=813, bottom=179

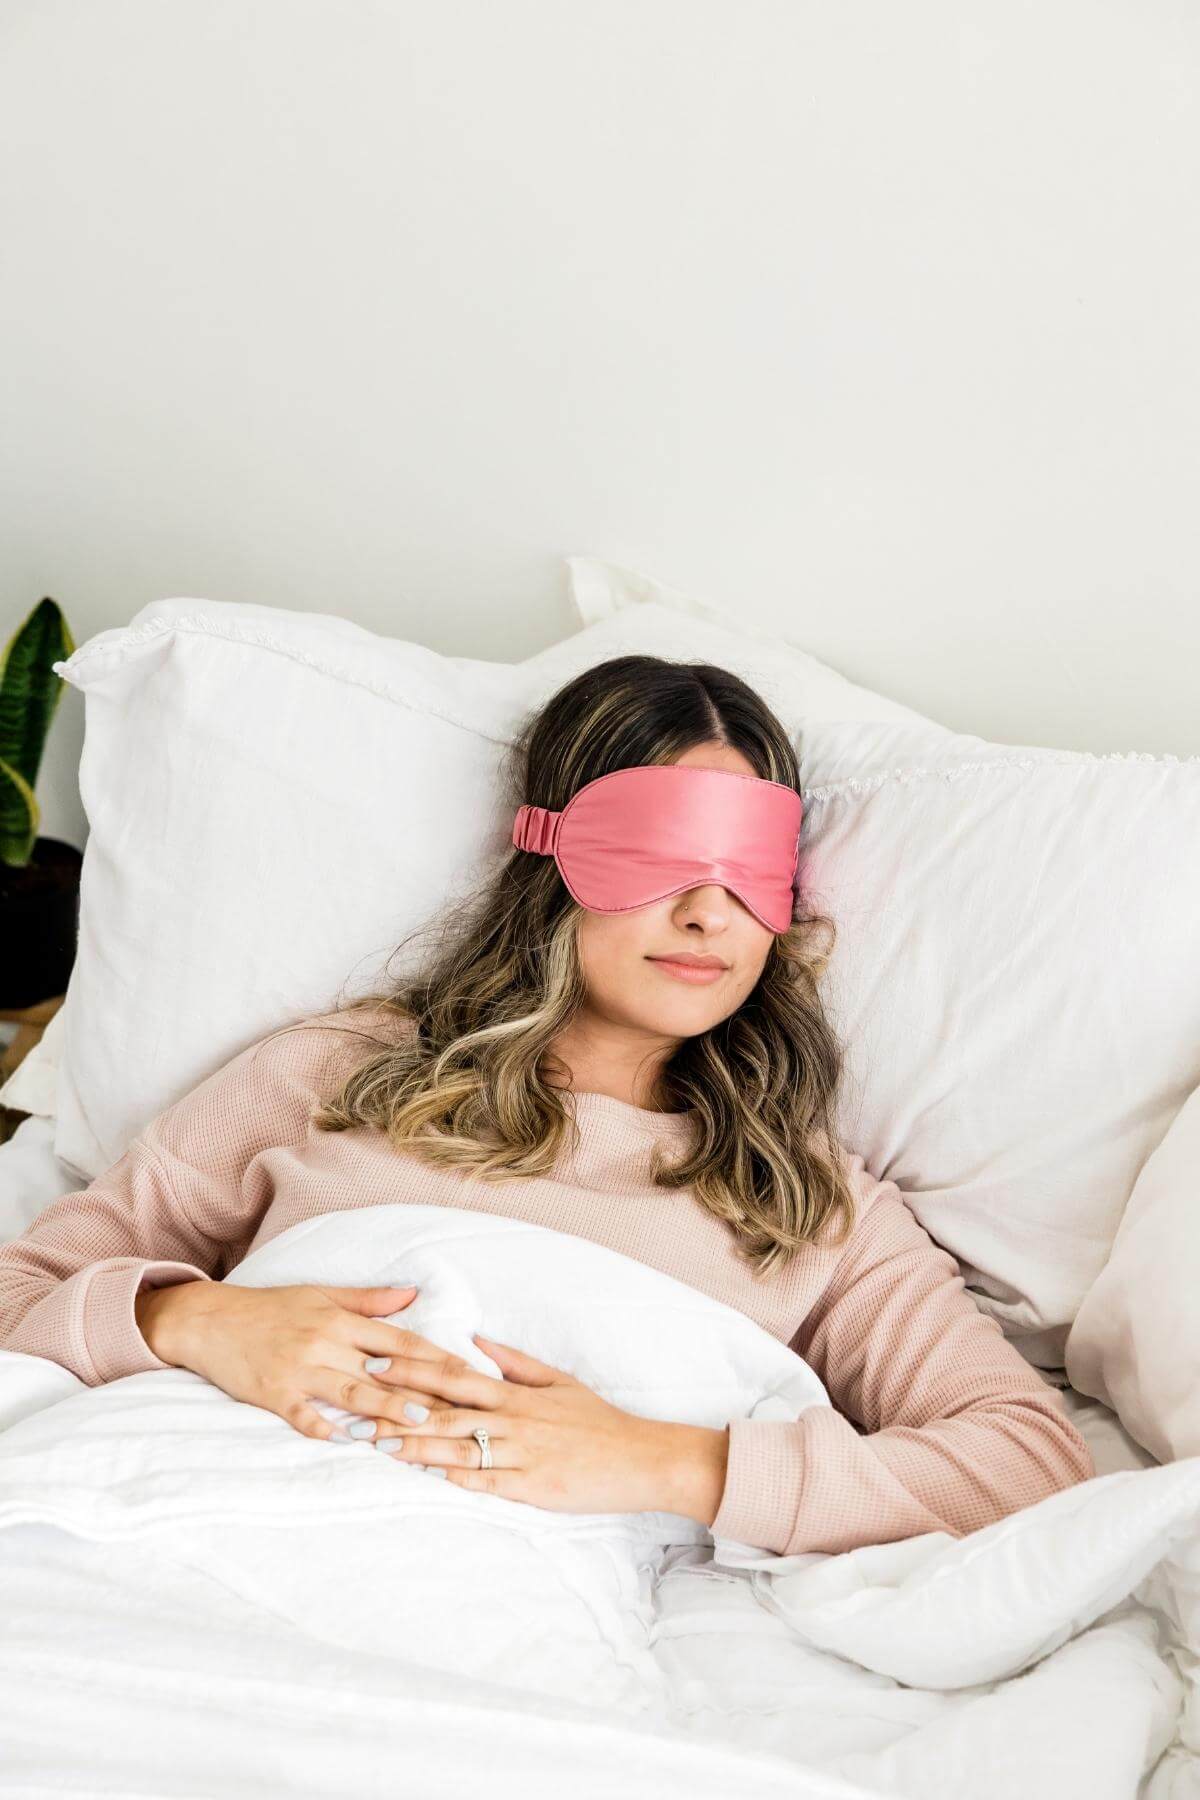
left=1066, top=1084, right=1200, bottom=1463
left=50, top=587, right=924, bottom=1178
left=803, top=746, right=1200, bottom=1369
left=49, top=600, right=530, bottom=1179
left=569, top=558, right=1200, bottom=1371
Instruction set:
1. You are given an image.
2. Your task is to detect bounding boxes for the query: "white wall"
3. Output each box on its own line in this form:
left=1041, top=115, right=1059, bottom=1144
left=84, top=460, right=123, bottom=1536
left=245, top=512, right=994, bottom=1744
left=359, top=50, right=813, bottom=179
left=2, top=0, right=1197, bottom=855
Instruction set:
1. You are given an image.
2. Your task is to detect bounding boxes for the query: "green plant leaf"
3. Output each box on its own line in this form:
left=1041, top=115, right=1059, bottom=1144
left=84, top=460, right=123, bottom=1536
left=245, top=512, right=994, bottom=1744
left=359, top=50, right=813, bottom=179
left=0, top=754, right=39, bottom=867
left=0, top=597, right=76, bottom=792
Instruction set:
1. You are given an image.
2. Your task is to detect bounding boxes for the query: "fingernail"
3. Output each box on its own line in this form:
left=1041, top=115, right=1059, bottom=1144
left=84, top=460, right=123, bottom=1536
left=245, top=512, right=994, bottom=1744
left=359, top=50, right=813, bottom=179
left=348, top=1418, right=377, bottom=1439
left=425, top=1467, right=447, bottom=1479
left=392, top=1281, right=419, bottom=1291
left=376, top=1437, right=405, bottom=1454
left=364, top=1356, right=391, bottom=1373
left=403, top=1401, right=429, bottom=1422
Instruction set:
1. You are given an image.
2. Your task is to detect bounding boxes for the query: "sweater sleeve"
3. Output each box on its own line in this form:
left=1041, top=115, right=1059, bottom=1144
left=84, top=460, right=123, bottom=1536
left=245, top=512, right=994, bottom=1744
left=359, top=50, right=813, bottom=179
left=708, top=1171, right=1097, bottom=1556
left=0, top=1010, right=381, bottom=1387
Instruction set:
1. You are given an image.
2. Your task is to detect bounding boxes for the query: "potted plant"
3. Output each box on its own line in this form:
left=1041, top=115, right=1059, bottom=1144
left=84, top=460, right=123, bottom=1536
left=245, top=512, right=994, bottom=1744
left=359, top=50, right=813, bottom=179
left=0, top=597, right=81, bottom=1009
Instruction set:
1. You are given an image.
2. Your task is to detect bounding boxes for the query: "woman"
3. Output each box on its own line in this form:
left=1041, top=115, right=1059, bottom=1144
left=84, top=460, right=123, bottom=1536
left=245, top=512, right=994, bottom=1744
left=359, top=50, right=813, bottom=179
left=0, top=654, right=1094, bottom=1557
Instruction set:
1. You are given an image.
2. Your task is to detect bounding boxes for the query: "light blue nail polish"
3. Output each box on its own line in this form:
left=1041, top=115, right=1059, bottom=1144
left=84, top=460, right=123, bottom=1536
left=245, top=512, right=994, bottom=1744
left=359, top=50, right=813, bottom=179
left=348, top=1418, right=377, bottom=1439
left=376, top=1437, right=405, bottom=1454
left=425, top=1467, right=447, bottom=1479
left=403, top=1401, right=429, bottom=1422
left=364, top=1356, right=391, bottom=1373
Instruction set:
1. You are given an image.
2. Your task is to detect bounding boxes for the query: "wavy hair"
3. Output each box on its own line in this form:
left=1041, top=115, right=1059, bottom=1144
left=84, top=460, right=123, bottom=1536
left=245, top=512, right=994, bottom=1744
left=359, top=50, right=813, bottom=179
left=310, top=654, right=857, bottom=1275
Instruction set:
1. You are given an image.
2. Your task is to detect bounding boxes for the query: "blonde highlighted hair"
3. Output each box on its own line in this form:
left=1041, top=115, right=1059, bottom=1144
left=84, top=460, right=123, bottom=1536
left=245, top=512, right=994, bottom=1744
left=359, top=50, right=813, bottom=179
left=310, top=654, right=857, bottom=1277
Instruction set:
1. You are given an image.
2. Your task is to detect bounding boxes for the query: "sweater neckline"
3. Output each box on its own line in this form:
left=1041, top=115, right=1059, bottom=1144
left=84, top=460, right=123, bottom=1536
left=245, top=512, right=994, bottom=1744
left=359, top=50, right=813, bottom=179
left=566, top=1089, right=694, bottom=1135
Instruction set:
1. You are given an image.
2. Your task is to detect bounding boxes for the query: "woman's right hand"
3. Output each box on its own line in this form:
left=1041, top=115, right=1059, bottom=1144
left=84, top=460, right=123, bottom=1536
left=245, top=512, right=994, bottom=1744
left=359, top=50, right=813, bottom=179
left=133, top=1279, right=441, bottom=1444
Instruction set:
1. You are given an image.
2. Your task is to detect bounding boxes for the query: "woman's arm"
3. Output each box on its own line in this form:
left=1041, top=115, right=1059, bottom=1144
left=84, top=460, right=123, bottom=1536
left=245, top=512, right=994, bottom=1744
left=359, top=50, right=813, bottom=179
left=0, top=1131, right=219, bottom=1386
left=0, top=1013, right=370, bottom=1387
left=709, top=1175, right=1096, bottom=1556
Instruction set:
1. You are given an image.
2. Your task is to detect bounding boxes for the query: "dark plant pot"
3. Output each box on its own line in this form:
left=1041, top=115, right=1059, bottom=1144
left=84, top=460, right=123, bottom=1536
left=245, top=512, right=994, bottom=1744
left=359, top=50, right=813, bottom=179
left=0, top=836, right=83, bottom=1009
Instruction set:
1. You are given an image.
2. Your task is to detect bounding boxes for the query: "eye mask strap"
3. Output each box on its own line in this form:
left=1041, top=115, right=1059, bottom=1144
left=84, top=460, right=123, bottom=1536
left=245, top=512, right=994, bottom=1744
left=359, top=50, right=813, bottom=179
left=512, top=804, right=560, bottom=856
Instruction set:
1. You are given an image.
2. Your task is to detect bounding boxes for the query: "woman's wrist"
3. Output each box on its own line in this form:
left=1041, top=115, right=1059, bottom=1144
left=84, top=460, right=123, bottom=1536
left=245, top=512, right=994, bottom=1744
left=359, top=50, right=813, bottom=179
left=641, top=1421, right=730, bottom=1526
left=133, top=1279, right=211, bottom=1368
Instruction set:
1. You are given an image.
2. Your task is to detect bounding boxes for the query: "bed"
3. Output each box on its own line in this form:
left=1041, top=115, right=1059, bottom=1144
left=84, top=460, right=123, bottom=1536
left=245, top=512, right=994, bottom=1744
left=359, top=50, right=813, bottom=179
left=3, top=579, right=1199, bottom=1797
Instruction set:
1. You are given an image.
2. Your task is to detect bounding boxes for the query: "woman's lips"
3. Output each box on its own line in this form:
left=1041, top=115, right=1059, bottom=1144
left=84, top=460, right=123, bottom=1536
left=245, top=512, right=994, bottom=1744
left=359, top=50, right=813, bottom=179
left=646, top=957, right=727, bottom=985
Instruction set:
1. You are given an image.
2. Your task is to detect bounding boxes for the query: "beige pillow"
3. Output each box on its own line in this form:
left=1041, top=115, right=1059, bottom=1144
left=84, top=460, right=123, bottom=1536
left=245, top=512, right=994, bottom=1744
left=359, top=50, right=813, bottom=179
left=1066, top=1084, right=1200, bottom=1462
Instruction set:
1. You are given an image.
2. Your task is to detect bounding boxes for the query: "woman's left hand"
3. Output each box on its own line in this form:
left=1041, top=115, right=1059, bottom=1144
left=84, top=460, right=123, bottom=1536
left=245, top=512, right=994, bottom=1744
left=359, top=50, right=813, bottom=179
left=365, top=1331, right=729, bottom=1523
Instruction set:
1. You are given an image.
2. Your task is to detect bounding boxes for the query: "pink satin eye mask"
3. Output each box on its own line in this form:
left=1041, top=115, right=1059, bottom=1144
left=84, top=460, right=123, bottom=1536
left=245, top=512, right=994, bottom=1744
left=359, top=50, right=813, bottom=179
left=511, top=763, right=803, bottom=934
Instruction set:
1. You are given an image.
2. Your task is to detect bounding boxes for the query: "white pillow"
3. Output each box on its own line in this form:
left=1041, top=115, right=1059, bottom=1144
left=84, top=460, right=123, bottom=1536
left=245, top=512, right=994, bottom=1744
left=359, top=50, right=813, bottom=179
left=50, top=599, right=532, bottom=1176
left=1066, top=1084, right=1200, bottom=1462
left=51, top=588, right=929, bottom=1177
left=805, top=746, right=1200, bottom=1368
left=566, top=559, right=1200, bottom=1368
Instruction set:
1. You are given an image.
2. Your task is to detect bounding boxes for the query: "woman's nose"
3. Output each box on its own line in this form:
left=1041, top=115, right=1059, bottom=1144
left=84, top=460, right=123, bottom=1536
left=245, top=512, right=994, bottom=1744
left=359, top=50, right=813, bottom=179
left=677, top=883, right=732, bottom=919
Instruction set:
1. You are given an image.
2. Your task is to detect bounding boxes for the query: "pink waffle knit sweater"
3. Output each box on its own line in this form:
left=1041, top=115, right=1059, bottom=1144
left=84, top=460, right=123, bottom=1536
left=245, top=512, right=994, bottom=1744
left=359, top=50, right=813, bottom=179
left=0, top=1005, right=1094, bottom=1555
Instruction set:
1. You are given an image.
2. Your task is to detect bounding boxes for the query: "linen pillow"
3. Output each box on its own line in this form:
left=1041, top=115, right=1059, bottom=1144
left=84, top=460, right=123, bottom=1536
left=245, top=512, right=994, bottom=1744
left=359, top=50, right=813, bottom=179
left=1066, top=1084, right=1200, bottom=1462
left=800, top=744, right=1200, bottom=1369
left=50, top=588, right=929, bottom=1179
left=49, top=599, right=532, bottom=1178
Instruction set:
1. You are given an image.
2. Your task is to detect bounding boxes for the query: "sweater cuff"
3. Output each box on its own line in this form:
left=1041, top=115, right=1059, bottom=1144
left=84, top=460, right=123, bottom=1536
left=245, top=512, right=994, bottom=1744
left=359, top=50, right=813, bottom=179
left=82, top=1261, right=213, bottom=1385
left=709, top=1413, right=817, bottom=1555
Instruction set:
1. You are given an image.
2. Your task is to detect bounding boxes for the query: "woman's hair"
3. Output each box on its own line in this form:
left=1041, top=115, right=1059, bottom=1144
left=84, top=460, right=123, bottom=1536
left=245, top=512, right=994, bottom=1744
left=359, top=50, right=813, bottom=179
left=310, top=654, right=857, bottom=1276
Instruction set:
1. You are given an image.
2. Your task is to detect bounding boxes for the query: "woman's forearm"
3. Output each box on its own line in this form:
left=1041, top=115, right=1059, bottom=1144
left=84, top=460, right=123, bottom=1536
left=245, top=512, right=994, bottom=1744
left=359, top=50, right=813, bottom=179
left=0, top=1239, right=212, bottom=1385
left=0, top=1130, right=225, bottom=1385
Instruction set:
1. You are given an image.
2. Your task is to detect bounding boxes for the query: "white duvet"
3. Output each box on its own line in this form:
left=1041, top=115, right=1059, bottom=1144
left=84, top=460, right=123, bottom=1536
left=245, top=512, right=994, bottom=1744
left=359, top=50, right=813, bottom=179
left=1, top=1202, right=1199, bottom=1799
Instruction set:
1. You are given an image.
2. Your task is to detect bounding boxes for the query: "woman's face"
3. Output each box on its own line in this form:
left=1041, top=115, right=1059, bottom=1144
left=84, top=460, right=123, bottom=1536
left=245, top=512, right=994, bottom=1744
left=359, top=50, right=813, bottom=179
left=573, top=742, right=777, bottom=1042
